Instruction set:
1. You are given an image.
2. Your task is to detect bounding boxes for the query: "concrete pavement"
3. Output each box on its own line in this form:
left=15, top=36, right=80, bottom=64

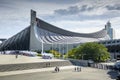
left=0, top=55, right=118, bottom=80
left=0, top=66, right=116, bottom=80
left=0, top=66, right=75, bottom=77
left=0, top=55, right=66, bottom=65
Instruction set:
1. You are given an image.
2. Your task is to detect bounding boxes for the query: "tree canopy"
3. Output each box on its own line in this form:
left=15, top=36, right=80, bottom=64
left=45, top=50, right=62, bottom=58
left=66, top=42, right=110, bottom=62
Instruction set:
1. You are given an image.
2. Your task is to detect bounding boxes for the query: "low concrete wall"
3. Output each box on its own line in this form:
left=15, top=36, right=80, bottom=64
left=0, top=61, right=72, bottom=72
left=67, top=59, right=88, bottom=67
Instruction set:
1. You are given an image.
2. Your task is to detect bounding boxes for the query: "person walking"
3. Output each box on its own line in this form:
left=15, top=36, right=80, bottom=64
left=79, top=66, right=81, bottom=72
left=48, top=63, right=50, bottom=67
left=77, top=67, right=79, bottom=72
left=16, top=55, right=18, bottom=59
left=57, top=67, right=60, bottom=72
left=55, top=66, right=57, bottom=72
left=74, top=67, right=77, bottom=72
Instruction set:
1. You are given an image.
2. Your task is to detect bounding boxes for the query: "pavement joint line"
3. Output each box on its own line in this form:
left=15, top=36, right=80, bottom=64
left=0, top=66, right=76, bottom=77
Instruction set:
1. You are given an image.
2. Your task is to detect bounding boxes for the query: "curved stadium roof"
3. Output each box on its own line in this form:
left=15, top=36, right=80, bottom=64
left=36, top=18, right=107, bottom=38
left=35, top=18, right=109, bottom=44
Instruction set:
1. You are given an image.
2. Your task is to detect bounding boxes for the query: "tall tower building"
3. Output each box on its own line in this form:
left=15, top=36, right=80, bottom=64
left=105, top=21, right=115, bottom=39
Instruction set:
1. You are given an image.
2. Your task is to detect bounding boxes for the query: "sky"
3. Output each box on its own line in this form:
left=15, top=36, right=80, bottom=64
left=0, top=0, right=120, bottom=39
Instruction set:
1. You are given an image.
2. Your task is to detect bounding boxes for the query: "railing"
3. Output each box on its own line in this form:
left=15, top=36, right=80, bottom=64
left=89, top=63, right=114, bottom=70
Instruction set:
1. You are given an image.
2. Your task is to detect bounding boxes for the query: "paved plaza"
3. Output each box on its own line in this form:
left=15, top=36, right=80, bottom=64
left=0, top=55, right=118, bottom=80
left=0, top=67, right=118, bottom=80
left=0, top=55, right=65, bottom=65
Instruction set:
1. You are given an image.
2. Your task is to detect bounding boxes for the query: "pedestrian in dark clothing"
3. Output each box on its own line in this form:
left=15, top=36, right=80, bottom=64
left=74, top=67, right=77, bottom=71
left=48, top=63, right=50, bottom=67
left=57, top=67, right=60, bottom=72
left=16, top=55, right=18, bottom=59
left=79, top=66, right=81, bottom=72
left=55, top=66, right=57, bottom=72
left=77, top=67, right=79, bottom=72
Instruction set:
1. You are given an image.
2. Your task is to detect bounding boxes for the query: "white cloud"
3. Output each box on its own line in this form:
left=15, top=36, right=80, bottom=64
left=82, top=7, right=107, bottom=16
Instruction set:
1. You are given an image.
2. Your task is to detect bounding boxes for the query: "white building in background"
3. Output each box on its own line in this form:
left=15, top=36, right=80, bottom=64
left=105, top=21, right=115, bottom=39
left=0, top=41, right=2, bottom=44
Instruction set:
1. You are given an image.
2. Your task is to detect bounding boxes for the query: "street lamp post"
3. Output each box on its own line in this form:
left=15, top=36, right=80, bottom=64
left=41, top=40, right=44, bottom=54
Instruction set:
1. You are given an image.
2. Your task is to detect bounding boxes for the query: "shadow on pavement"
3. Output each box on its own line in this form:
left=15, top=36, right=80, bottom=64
left=107, top=70, right=119, bottom=79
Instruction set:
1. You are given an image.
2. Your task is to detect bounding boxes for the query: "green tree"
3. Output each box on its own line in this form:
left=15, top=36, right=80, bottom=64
left=46, top=50, right=62, bottom=58
left=66, top=42, right=110, bottom=62
left=66, top=48, right=77, bottom=59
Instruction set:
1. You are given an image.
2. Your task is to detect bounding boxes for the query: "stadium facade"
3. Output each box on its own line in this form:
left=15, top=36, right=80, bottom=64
left=0, top=10, right=114, bottom=54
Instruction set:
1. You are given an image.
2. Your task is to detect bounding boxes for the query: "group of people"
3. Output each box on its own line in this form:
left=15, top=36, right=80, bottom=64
left=74, top=66, right=81, bottom=72
left=54, top=66, right=81, bottom=72
left=55, top=66, right=60, bottom=72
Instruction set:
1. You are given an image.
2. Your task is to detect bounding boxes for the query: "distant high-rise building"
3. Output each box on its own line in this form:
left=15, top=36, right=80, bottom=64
left=105, top=21, right=115, bottom=39
left=0, top=41, right=1, bottom=44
